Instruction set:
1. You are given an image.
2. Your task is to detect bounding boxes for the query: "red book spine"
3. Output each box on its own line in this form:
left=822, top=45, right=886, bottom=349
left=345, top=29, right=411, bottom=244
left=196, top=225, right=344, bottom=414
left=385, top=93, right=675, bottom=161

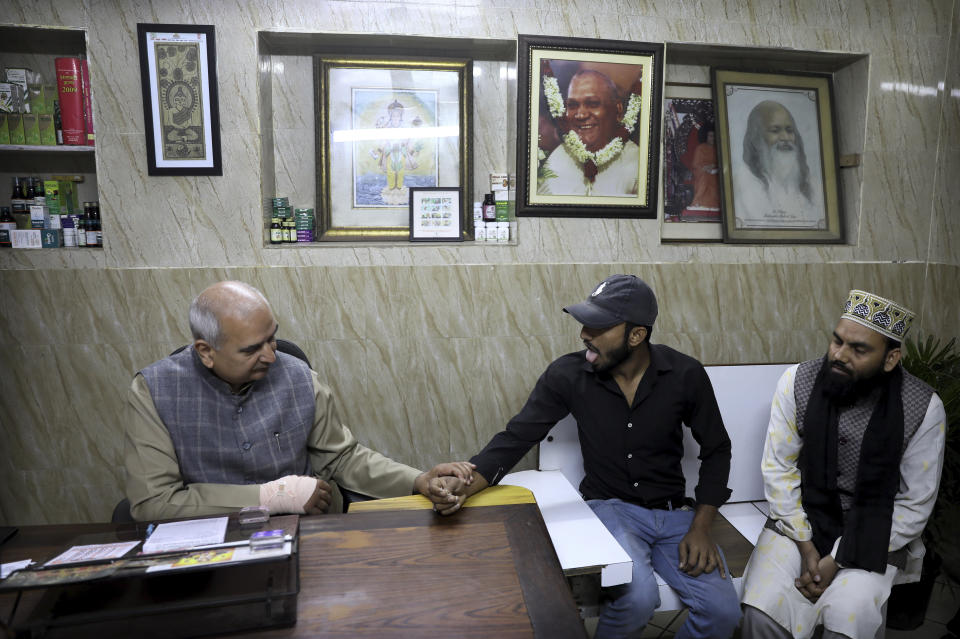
left=55, top=57, right=85, bottom=145
left=80, top=59, right=94, bottom=146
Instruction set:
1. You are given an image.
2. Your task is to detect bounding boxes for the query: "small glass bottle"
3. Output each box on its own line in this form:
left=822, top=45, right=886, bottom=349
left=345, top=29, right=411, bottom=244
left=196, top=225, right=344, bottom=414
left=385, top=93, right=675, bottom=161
left=54, top=100, right=64, bottom=145
left=0, top=207, right=16, bottom=248
left=270, top=217, right=282, bottom=244
left=91, top=201, right=102, bottom=247
left=482, top=193, right=496, bottom=222
left=76, top=208, right=87, bottom=247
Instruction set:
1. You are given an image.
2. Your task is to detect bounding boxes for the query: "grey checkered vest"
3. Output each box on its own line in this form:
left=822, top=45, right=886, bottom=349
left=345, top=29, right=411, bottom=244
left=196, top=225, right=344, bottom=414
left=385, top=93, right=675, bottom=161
left=140, top=346, right=316, bottom=485
left=795, top=357, right=933, bottom=512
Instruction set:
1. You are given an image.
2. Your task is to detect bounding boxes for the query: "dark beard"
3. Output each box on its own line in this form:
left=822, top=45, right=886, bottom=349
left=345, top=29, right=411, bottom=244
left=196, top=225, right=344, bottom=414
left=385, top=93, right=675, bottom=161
left=820, top=356, right=886, bottom=404
left=591, top=333, right=633, bottom=373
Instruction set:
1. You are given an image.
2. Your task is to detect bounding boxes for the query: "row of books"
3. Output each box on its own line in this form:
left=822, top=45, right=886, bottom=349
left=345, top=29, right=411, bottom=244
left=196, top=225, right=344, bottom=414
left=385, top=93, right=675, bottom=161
left=0, top=57, right=94, bottom=146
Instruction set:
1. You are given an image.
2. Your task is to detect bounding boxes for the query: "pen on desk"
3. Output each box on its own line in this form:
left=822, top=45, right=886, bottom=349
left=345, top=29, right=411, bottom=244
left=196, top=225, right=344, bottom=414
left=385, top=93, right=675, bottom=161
left=145, top=523, right=155, bottom=539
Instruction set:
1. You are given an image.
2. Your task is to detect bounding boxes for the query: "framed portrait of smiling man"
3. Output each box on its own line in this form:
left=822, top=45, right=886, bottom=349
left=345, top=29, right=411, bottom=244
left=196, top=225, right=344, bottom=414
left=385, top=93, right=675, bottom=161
left=713, top=69, right=843, bottom=243
left=516, top=35, right=663, bottom=218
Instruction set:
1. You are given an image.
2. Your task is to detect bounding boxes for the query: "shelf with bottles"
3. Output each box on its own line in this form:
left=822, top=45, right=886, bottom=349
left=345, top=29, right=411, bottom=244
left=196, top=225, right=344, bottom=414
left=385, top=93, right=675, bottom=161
left=0, top=175, right=101, bottom=250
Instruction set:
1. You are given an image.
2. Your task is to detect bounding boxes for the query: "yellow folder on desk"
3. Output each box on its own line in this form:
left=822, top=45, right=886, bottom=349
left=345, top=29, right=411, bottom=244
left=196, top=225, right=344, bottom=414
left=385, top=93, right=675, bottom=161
left=348, top=485, right=535, bottom=512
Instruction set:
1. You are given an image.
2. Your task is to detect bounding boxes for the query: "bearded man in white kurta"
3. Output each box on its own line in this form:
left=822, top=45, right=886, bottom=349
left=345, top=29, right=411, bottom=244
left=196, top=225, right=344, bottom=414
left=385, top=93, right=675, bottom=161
left=740, top=289, right=946, bottom=639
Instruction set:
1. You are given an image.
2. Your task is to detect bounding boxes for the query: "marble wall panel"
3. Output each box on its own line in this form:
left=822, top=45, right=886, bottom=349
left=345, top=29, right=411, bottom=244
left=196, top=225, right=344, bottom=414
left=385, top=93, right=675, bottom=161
left=854, top=149, right=936, bottom=262
left=272, top=127, right=315, bottom=214
left=270, top=52, right=312, bottom=127
left=865, top=45, right=951, bottom=155
left=929, top=1, right=960, bottom=267
left=921, top=264, right=960, bottom=343
left=536, top=217, right=622, bottom=263
left=265, top=266, right=368, bottom=341
left=258, top=0, right=365, bottom=32
left=473, top=60, right=515, bottom=197
left=93, top=132, right=201, bottom=267
left=260, top=51, right=277, bottom=216
left=366, top=265, right=479, bottom=339
left=271, top=55, right=314, bottom=212
left=2, top=1, right=958, bottom=526
left=194, top=130, right=265, bottom=263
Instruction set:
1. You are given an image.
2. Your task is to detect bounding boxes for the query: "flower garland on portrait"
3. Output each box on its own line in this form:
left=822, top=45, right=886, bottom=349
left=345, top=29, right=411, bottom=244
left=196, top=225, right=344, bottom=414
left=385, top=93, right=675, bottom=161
left=541, top=60, right=643, bottom=183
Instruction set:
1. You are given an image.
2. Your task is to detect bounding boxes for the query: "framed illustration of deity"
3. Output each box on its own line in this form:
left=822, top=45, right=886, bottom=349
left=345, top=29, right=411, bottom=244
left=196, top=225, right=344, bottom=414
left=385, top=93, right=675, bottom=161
left=660, top=83, right=723, bottom=241
left=713, top=69, right=843, bottom=243
left=136, top=24, right=222, bottom=176
left=516, top=34, right=663, bottom=218
left=315, top=58, right=472, bottom=241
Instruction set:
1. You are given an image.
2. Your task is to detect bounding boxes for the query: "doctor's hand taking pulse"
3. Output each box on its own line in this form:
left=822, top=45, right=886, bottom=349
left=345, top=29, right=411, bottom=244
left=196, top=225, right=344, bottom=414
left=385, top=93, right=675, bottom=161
left=258, top=462, right=477, bottom=515
left=416, top=462, right=477, bottom=508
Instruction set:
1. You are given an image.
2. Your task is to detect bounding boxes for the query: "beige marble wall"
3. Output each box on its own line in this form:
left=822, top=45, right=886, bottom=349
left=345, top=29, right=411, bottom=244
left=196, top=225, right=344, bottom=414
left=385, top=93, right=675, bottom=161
left=0, top=0, right=957, bottom=524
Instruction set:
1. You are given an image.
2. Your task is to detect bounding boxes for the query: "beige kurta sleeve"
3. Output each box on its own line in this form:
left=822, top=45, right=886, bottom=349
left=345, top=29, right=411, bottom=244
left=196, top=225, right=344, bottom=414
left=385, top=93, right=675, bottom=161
left=761, top=364, right=814, bottom=541
left=124, top=374, right=259, bottom=521
left=306, top=372, right=421, bottom=498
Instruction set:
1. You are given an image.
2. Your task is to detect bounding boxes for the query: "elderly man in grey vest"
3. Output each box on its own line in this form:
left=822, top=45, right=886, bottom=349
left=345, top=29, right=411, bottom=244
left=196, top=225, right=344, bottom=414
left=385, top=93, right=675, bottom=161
left=124, top=280, right=472, bottom=520
left=740, top=289, right=946, bottom=639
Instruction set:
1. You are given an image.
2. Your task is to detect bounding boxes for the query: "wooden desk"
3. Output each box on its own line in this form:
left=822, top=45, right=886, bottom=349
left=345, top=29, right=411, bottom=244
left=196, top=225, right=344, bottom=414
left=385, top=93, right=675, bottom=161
left=266, top=504, right=585, bottom=638
left=1, top=504, right=585, bottom=638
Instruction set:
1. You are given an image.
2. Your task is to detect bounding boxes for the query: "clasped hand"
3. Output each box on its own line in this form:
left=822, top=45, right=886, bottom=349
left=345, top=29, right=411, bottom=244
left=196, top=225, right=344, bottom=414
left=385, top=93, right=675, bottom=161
left=414, top=462, right=476, bottom=511
left=794, top=540, right=839, bottom=601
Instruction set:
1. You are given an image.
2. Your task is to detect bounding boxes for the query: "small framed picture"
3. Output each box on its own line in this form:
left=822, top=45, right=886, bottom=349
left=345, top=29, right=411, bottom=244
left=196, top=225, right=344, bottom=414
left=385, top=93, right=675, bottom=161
left=408, top=187, right=463, bottom=242
left=136, top=24, right=222, bottom=176
left=713, top=69, right=843, bottom=243
left=660, top=83, right=722, bottom=242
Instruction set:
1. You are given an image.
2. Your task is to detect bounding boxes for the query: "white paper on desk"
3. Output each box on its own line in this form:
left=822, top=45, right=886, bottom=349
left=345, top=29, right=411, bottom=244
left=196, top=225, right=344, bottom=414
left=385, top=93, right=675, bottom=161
left=141, top=517, right=228, bottom=554
left=44, top=541, right=140, bottom=567
left=1, top=559, right=34, bottom=578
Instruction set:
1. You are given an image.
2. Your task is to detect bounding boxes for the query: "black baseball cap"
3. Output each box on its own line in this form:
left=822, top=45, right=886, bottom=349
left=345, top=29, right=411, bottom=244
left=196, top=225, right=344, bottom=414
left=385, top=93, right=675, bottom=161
left=563, top=274, right=658, bottom=329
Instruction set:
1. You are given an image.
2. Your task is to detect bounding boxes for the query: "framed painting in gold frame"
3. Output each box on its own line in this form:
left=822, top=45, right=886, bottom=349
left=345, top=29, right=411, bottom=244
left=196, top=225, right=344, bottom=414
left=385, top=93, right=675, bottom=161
left=315, top=57, right=472, bottom=241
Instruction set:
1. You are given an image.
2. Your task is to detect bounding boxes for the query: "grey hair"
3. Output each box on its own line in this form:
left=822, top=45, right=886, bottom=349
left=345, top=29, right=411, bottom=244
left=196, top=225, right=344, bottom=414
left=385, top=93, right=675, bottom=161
left=189, top=295, right=223, bottom=349
left=189, top=281, right=271, bottom=350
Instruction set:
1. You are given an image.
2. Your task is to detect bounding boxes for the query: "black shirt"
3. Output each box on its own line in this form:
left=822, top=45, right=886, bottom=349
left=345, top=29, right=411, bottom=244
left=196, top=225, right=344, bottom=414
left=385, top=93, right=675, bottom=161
left=470, top=344, right=732, bottom=507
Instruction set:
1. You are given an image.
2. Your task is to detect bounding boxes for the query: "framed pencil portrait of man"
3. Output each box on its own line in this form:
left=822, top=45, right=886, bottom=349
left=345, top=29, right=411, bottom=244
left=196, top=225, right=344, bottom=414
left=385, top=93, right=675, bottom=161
left=516, top=35, right=664, bottom=218
left=712, top=69, right=843, bottom=243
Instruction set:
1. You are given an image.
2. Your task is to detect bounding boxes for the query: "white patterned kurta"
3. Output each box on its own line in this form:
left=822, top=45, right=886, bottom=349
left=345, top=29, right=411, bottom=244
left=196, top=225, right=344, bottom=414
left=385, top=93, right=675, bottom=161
left=741, top=364, right=946, bottom=639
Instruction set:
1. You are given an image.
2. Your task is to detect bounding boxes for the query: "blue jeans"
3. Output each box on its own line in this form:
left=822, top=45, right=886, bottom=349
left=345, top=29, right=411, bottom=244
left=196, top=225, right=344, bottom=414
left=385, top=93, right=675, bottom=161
left=588, top=499, right=741, bottom=639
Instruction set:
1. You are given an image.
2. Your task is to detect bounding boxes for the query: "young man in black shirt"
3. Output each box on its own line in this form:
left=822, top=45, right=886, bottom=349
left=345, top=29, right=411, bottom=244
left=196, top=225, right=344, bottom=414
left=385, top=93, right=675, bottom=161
left=444, top=274, right=741, bottom=639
